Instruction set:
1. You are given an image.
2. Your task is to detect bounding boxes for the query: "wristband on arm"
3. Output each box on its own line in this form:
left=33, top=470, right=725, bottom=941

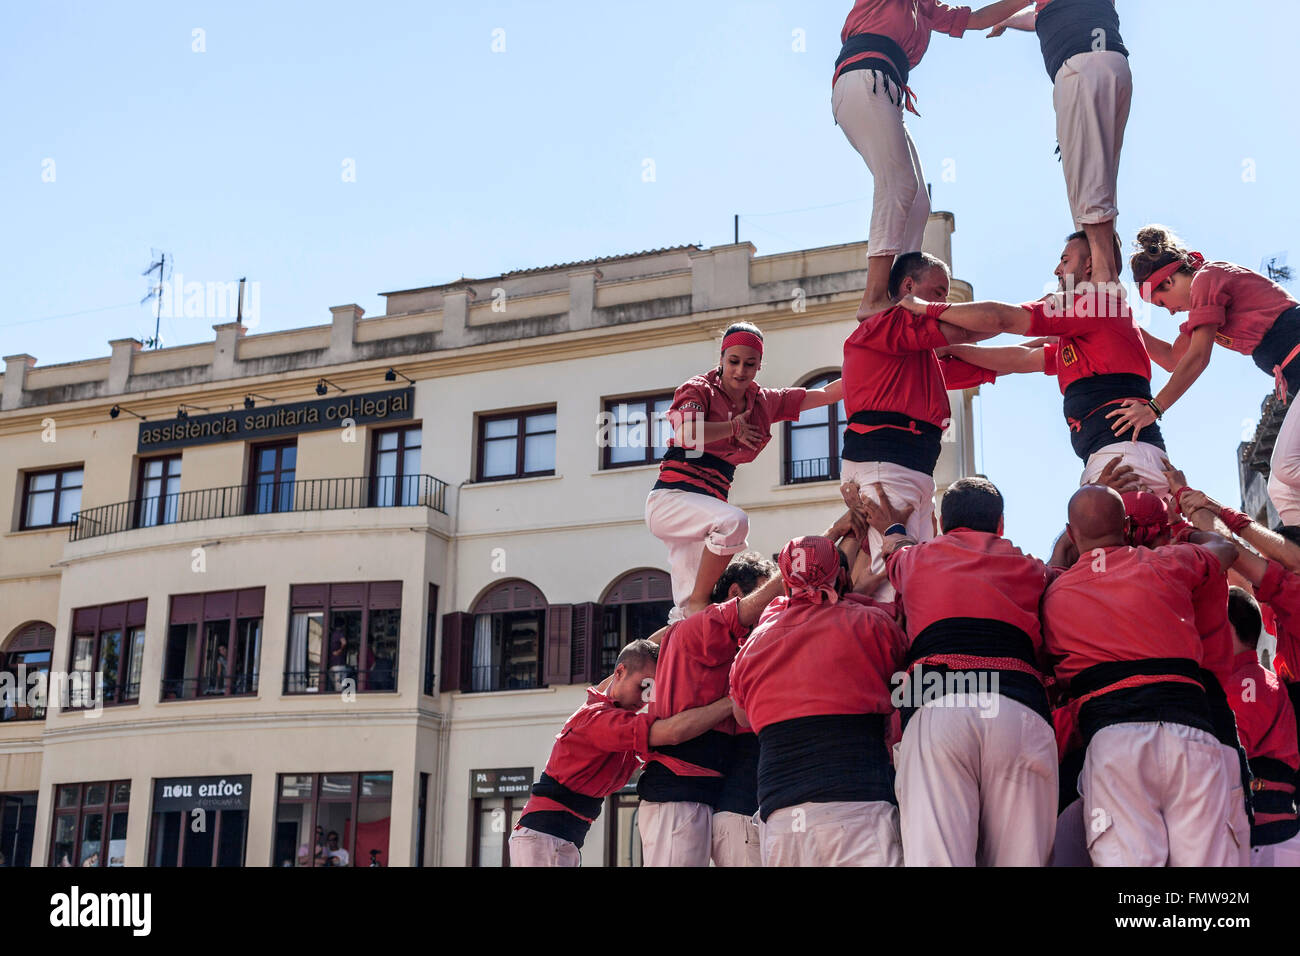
left=884, top=523, right=908, bottom=537
left=925, top=301, right=950, bottom=319
left=1219, top=507, right=1253, bottom=535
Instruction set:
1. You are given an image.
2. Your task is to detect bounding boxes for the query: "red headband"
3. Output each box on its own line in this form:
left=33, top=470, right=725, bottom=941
left=721, top=330, right=763, bottom=358
left=779, top=536, right=841, bottom=605
left=1138, top=252, right=1204, bottom=303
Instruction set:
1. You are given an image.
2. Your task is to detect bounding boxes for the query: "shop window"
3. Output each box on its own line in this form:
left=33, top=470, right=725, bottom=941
left=147, top=775, right=250, bottom=867
left=50, top=780, right=129, bottom=867
left=272, top=772, right=392, bottom=868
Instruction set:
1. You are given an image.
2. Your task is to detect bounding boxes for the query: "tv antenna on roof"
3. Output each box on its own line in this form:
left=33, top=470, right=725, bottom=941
left=1263, top=252, right=1293, bottom=285
left=140, top=249, right=172, bottom=348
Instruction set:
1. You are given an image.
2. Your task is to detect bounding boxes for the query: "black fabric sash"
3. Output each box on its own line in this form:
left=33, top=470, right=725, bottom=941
left=842, top=409, right=943, bottom=475
left=835, top=32, right=909, bottom=87
left=757, top=714, right=894, bottom=822
left=1061, top=372, right=1165, bottom=461
left=1252, top=305, right=1300, bottom=396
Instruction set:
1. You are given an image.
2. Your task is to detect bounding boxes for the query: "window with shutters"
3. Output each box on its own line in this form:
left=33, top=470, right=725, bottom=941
left=783, top=371, right=846, bottom=484
left=67, top=602, right=148, bottom=709
left=599, top=570, right=673, bottom=675
left=285, top=582, right=402, bottom=695
left=161, top=589, right=263, bottom=700
left=465, top=580, right=547, bottom=692
left=1, top=621, right=54, bottom=722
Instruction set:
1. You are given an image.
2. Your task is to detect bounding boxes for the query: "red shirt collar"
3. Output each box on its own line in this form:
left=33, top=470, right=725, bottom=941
left=704, top=367, right=760, bottom=409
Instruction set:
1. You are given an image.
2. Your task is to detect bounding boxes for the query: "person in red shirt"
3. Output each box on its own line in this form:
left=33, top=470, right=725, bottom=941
left=1114, top=225, right=1300, bottom=523
left=833, top=0, right=1033, bottom=314
left=1041, top=484, right=1242, bottom=866
left=646, top=321, right=842, bottom=622
left=841, top=252, right=1000, bottom=599
left=729, top=535, right=909, bottom=866
left=637, top=553, right=785, bottom=867
left=866, top=476, right=1058, bottom=866
left=508, top=640, right=734, bottom=867
left=1225, top=588, right=1300, bottom=866
left=899, top=232, right=1172, bottom=495
left=988, top=1, right=1131, bottom=284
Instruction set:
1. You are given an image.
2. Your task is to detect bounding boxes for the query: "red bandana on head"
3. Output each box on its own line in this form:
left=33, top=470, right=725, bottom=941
left=779, top=535, right=842, bottom=605
left=720, top=330, right=763, bottom=358
left=1138, top=252, right=1205, bottom=304
left=1122, top=491, right=1170, bottom=548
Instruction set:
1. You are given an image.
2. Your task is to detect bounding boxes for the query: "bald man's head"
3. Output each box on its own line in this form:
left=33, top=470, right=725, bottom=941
left=1067, top=484, right=1129, bottom=550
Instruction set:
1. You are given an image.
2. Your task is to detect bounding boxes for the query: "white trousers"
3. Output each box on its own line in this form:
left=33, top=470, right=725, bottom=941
left=711, top=810, right=762, bottom=867
left=840, top=459, right=936, bottom=602
left=507, top=827, right=581, bottom=867
left=1053, top=51, right=1131, bottom=228
left=645, top=488, right=749, bottom=621
left=1251, top=827, right=1300, bottom=866
left=761, top=800, right=903, bottom=867
left=1268, top=400, right=1300, bottom=525
left=1081, top=722, right=1244, bottom=866
left=895, top=696, right=1058, bottom=866
left=832, top=69, right=929, bottom=258
left=1080, top=440, right=1171, bottom=499
left=636, top=800, right=713, bottom=867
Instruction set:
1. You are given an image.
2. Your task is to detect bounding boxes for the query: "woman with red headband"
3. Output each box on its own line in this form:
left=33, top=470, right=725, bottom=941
left=833, top=0, right=1033, bottom=315
left=646, top=322, right=842, bottom=622
left=1109, top=226, right=1300, bottom=523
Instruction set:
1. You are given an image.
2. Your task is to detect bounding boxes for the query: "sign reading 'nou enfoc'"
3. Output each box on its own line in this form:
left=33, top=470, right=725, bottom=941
left=136, top=387, right=414, bottom=452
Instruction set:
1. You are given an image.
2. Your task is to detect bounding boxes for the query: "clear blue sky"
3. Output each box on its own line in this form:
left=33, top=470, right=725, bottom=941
left=3, top=1, right=1297, bottom=555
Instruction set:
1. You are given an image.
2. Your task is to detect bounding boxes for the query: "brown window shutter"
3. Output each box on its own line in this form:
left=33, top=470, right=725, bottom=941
left=237, top=588, right=265, bottom=619
left=368, top=581, right=403, bottom=609
left=543, top=605, right=573, bottom=686
left=126, top=601, right=148, bottom=628
left=646, top=570, right=671, bottom=601
left=290, top=584, right=328, bottom=609
left=569, top=602, right=601, bottom=686
left=439, top=612, right=473, bottom=693
left=99, top=603, right=126, bottom=629
left=330, top=583, right=365, bottom=607
left=204, top=591, right=235, bottom=622
left=7, top=621, right=54, bottom=652
left=73, top=607, right=99, bottom=633
left=169, top=594, right=203, bottom=625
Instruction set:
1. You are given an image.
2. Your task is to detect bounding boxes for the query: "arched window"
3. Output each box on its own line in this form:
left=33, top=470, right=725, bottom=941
left=1, top=622, right=53, bottom=722
left=784, top=372, right=846, bottom=484
left=599, top=570, right=673, bottom=675
left=470, top=581, right=548, bottom=692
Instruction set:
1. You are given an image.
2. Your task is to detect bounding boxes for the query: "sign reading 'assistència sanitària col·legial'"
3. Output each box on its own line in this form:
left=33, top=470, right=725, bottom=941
left=136, top=387, right=414, bottom=452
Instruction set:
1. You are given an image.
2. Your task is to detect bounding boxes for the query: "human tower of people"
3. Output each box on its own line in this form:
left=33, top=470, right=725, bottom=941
left=508, top=0, right=1300, bottom=867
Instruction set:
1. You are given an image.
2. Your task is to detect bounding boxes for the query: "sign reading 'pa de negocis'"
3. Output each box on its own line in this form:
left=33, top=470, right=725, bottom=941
left=136, top=387, right=414, bottom=452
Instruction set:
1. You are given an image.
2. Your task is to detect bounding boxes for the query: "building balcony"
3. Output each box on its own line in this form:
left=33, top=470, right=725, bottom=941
left=68, top=474, right=450, bottom=543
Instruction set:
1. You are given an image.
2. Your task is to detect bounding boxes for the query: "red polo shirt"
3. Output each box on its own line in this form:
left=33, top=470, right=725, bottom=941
left=729, top=595, right=908, bottom=734
left=843, top=306, right=950, bottom=428
left=518, top=687, right=653, bottom=817
left=1042, top=543, right=1221, bottom=686
left=1026, top=292, right=1152, bottom=392
left=651, top=598, right=749, bottom=735
left=1228, top=651, right=1300, bottom=769
left=886, top=530, right=1051, bottom=651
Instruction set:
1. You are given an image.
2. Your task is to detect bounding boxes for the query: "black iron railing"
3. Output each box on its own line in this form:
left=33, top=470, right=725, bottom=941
left=70, top=474, right=449, bottom=542
left=160, top=674, right=258, bottom=701
left=283, top=667, right=398, bottom=695
left=783, top=456, right=840, bottom=485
